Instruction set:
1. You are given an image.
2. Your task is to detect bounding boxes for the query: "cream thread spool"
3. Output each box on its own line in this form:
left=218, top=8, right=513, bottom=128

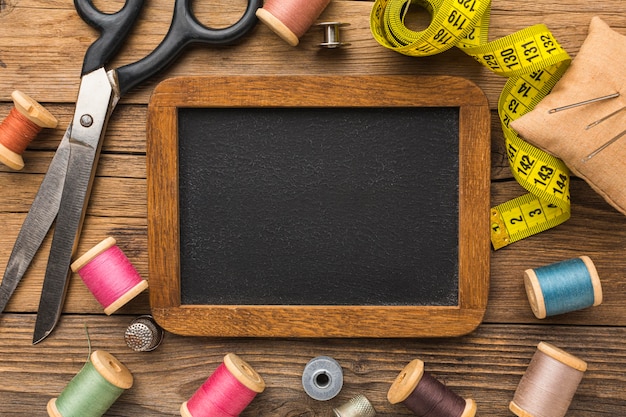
left=524, top=256, right=602, bottom=319
left=71, top=237, right=149, bottom=315
left=256, top=0, right=332, bottom=46
left=47, top=350, right=133, bottom=417
left=510, top=342, right=587, bottom=417
left=388, top=359, right=476, bottom=417
left=0, top=90, right=57, bottom=170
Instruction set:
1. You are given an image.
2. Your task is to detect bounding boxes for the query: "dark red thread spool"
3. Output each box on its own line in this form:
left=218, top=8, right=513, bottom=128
left=388, top=359, right=476, bottom=417
left=0, top=90, right=57, bottom=170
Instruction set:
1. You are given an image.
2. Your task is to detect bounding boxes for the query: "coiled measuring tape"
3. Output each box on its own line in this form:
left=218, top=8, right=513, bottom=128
left=370, top=0, right=572, bottom=249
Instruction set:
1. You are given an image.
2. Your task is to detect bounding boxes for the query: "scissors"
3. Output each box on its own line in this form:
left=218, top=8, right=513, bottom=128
left=0, top=0, right=262, bottom=344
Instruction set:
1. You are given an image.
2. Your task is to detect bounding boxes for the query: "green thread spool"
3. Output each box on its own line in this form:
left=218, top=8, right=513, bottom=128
left=47, top=350, right=133, bottom=417
left=524, top=256, right=603, bottom=319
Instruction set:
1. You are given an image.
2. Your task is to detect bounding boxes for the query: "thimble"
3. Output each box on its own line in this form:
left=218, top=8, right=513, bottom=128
left=124, top=315, right=164, bottom=352
left=333, top=394, right=376, bottom=417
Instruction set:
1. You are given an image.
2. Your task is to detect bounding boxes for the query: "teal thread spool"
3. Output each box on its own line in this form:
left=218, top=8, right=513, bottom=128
left=524, top=256, right=603, bottom=319
left=47, top=350, right=133, bottom=417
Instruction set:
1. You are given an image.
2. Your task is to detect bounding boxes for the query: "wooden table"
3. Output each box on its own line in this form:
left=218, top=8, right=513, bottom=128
left=1, top=1, right=625, bottom=415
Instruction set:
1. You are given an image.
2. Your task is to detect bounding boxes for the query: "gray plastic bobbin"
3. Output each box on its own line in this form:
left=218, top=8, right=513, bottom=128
left=302, top=355, right=344, bottom=401
left=124, top=315, right=164, bottom=352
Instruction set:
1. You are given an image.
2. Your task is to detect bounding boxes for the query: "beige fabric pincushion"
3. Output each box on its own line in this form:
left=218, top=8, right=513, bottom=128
left=511, top=17, right=626, bottom=215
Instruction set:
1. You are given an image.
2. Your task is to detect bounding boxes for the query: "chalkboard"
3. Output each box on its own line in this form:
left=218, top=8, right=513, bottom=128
left=147, top=75, right=491, bottom=338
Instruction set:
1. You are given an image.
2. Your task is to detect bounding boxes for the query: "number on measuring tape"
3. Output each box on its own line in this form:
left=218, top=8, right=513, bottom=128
left=370, top=0, right=573, bottom=249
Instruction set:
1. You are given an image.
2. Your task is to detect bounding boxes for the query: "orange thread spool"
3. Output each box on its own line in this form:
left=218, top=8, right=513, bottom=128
left=256, top=0, right=332, bottom=46
left=0, top=90, right=57, bottom=170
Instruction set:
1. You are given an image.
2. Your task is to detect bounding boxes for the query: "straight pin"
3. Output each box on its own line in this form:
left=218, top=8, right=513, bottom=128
left=586, top=105, right=626, bottom=130
left=548, top=92, right=620, bottom=114
left=583, top=128, right=626, bottom=162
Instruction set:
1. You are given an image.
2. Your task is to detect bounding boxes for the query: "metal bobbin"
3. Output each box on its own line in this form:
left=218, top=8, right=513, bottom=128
left=333, top=394, right=376, bottom=417
left=317, top=22, right=350, bottom=48
left=124, top=315, right=164, bottom=352
left=302, top=356, right=343, bottom=400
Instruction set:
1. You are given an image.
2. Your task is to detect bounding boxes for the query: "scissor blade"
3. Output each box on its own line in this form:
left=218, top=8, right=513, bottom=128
left=0, top=128, right=72, bottom=314
left=32, top=139, right=99, bottom=344
left=32, top=68, right=117, bottom=344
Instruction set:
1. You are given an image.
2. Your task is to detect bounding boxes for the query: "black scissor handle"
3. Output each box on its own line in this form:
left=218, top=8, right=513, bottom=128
left=116, top=0, right=262, bottom=96
left=75, top=0, right=146, bottom=75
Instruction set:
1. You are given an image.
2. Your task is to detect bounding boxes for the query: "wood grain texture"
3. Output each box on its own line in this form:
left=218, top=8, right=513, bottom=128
left=1, top=0, right=625, bottom=415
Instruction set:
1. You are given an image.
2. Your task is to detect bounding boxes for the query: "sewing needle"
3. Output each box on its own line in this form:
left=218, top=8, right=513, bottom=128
left=549, top=92, right=620, bottom=114
left=583, top=128, right=626, bottom=162
left=586, top=105, right=626, bottom=130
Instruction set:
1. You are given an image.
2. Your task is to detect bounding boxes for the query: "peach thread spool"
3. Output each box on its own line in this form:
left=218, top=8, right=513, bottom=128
left=256, top=0, right=332, bottom=46
left=524, top=256, right=602, bottom=319
left=47, top=350, right=133, bottom=417
left=70, top=237, right=148, bottom=315
left=388, top=359, right=476, bottom=417
left=0, top=90, right=57, bottom=170
left=510, top=342, right=587, bottom=417
left=181, top=353, right=266, bottom=417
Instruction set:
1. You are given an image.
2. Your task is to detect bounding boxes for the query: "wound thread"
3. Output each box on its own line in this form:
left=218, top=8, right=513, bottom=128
left=388, top=359, right=476, bottom=417
left=524, top=256, right=602, bottom=319
left=71, top=237, right=148, bottom=315
left=181, top=353, right=266, bottom=417
left=0, top=107, right=41, bottom=153
left=47, top=350, right=133, bottom=417
left=510, top=342, right=587, bottom=417
left=256, top=0, right=332, bottom=46
left=404, top=372, right=467, bottom=417
left=0, top=90, right=57, bottom=170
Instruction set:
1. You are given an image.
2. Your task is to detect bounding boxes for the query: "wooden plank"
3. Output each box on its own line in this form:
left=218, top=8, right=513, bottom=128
left=1, top=171, right=624, bottom=324
left=0, top=315, right=624, bottom=416
left=1, top=1, right=625, bottom=105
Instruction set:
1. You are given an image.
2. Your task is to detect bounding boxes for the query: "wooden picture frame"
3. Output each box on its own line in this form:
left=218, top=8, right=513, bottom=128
left=146, top=75, right=490, bottom=337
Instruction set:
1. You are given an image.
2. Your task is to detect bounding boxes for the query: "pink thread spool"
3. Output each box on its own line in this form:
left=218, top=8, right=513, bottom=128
left=0, top=90, right=57, bottom=170
left=256, top=0, right=332, bottom=46
left=181, top=353, right=266, bottom=417
left=71, top=237, right=148, bottom=315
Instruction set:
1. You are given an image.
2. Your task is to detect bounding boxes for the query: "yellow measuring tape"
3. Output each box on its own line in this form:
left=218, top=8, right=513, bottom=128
left=370, top=0, right=572, bottom=249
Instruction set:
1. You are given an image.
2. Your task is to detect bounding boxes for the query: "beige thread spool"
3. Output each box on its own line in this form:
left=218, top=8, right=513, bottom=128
left=510, top=342, right=587, bottom=417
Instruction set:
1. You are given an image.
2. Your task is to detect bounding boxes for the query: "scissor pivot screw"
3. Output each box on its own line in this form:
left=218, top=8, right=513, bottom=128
left=80, top=114, right=93, bottom=127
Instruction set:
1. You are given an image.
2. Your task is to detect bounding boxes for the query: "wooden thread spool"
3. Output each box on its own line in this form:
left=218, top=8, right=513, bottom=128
left=510, top=342, right=587, bottom=417
left=71, top=237, right=149, bottom=315
left=47, top=350, right=133, bottom=417
left=388, top=359, right=476, bottom=417
left=181, top=353, right=266, bottom=417
left=256, top=0, right=332, bottom=46
left=524, top=256, right=602, bottom=319
left=0, top=90, right=57, bottom=170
